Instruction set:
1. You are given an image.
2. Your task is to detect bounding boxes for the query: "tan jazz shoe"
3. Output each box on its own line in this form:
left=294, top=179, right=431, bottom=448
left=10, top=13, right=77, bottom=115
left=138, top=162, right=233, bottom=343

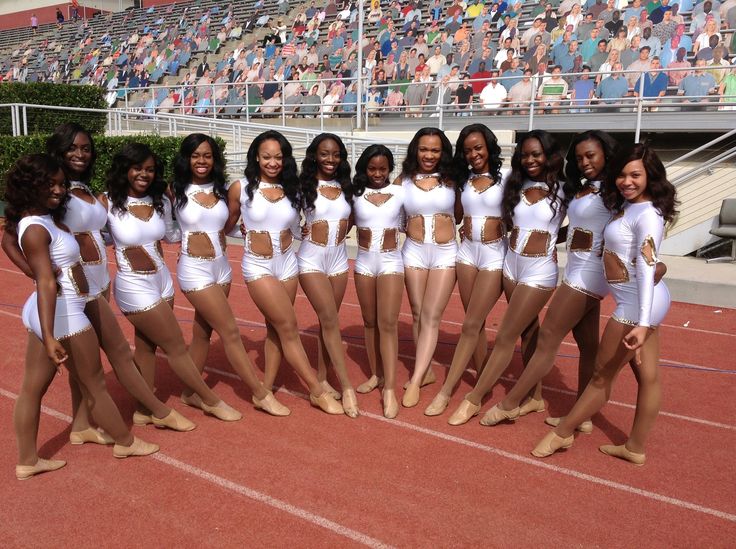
left=383, top=389, right=399, bottom=419
left=545, top=416, right=594, bottom=434
left=201, top=400, right=243, bottom=422
left=320, top=380, right=341, bottom=400
left=424, top=392, right=450, bottom=416
left=531, top=431, right=574, bottom=458
left=479, top=404, right=520, bottom=426
left=180, top=392, right=204, bottom=410
left=518, top=397, right=545, bottom=417
left=69, top=427, right=115, bottom=445
left=402, top=382, right=421, bottom=408
left=448, top=398, right=481, bottom=426
left=403, top=367, right=436, bottom=389
left=151, top=409, right=197, bottom=432
left=356, top=375, right=383, bottom=394
left=16, top=458, right=66, bottom=480
left=342, top=389, right=360, bottom=418
left=113, top=436, right=160, bottom=458
left=310, top=391, right=344, bottom=415
left=599, top=444, right=645, bottom=466
left=252, top=392, right=291, bottom=417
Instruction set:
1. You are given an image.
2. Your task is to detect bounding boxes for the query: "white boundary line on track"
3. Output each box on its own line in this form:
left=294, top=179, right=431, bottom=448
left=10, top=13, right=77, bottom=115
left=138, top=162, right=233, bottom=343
left=0, top=386, right=394, bottom=549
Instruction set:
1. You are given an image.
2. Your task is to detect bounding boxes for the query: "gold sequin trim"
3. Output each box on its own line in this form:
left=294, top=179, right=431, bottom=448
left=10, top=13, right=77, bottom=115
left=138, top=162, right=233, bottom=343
left=611, top=315, right=638, bottom=326
left=258, top=184, right=286, bottom=203
left=468, top=173, right=494, bottom=193
left=190, top=190, right=220, bottom=209
left=66, top=262, right=89, bottom=297
left=122, top=298, right=166, bottom=316
left=181, top=282, right=218, bottom=294
left=521, top=184, right=550, bottom=206
left=57, top=324, right=94, bottom=341
left=307, top=219, right=329, bottom=247
left=640, top=235, right=657, bottom=267
left=412, top=174, right=442, bottom=192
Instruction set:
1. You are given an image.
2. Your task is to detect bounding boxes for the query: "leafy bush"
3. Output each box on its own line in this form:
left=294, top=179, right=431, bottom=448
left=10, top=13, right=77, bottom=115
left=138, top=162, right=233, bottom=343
left=0, top=83, right=108, bottom=135
left=0, top=135, right=227, bottom=196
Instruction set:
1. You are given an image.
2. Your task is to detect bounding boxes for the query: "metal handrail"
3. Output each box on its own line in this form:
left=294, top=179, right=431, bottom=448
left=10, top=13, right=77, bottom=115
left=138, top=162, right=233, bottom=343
left=664, top=128, right=736, bottom=168
left=669, top=147, right=736, bottom=187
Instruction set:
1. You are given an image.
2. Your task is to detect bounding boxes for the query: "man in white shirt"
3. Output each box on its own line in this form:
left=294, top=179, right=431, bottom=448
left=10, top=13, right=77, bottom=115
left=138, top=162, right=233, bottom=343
left=480, top=71, right=508, bottom=114
left=426, top=46, right=447, bottom=76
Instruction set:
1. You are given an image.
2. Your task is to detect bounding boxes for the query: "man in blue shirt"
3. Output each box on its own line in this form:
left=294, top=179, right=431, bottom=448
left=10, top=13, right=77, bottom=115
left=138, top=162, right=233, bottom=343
left=596, top=62, right=630, bottom=111
left=678, top=59, right=717, bottom=110
left=633, top=57, right=668, bottom=109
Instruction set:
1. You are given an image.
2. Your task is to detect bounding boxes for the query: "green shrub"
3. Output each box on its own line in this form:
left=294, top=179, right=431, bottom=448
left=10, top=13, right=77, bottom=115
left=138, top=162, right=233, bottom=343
left=0, top=135, right=227, bottom=196
left=0, top=83, right=108, bottom=135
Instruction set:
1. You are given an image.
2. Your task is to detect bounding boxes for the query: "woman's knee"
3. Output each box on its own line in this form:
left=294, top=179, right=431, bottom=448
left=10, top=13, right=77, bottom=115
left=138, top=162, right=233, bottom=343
left=461, top=316, right=484, bottom=337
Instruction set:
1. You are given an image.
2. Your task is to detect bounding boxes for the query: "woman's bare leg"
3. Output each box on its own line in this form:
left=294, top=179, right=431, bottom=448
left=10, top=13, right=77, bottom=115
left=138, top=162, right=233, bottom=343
left=354, top=273, right=381, bottom=389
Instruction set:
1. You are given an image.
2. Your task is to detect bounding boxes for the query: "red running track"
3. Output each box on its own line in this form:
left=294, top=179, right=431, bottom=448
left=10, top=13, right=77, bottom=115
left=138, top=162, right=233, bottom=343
left=0, top=239, right=734, bottom=547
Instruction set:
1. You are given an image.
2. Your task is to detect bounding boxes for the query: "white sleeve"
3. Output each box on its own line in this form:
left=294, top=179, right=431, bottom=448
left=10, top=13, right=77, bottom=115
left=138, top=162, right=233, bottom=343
left=634, top=206, right=664, bottom=327
left=162, top=197, right=182, bottom=243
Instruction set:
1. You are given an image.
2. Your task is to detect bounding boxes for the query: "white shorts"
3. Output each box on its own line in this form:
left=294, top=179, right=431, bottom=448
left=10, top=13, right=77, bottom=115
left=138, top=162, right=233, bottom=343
left=402, top=239, right=457, bottom=270
left=354, top=249, right=404, bottom=277
left=611, top=280, right=671, bottom=327
left=83, top=262, right=111, bottom=300
left=297, top=241, right=349, bottom=276
left=456, top=239, right=506, bottom=272
left=22, top=292, right=91, bottom=340
left=563, top=253, right=609, bottom=299
left=177, top=254, right=232, bottom=293
left=114, top=266, right=175, bottom=315
left=503, top=249, right=559, bottom=290
left=242, top=249, right=299, bottom=282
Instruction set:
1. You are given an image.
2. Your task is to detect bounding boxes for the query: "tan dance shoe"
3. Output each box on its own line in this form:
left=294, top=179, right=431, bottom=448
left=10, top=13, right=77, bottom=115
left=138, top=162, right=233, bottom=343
left=479, top=404, right=521, bottom=426
left=252, top=392, right=291, bottom=417
left=531, top=431, right=574, bottom=458
left=342, top=389, right=360, bottom=418
left=518, top=397, right=545, bottom=417
left=320, top=380, right=341, bottom=400
left=132, top=411, right=153, bottom=426
left=69, top=427, right=115, bottom=445
left=151, top=409, right=197, bottom=431
left=383, top=389, right=399, bottom=419
left=402, top=382, right=421, bottom=408
left=16, top=458, right=66, bottom=480
left=545, top=416, right=594, bottom=434
left=599, top=444, right=646, bottom=466
left=180, top=392, right=204, bottom=410
left=424, top=392, right=450, bottom=416
left=310, top=391, right=344, bottom=415
left=447, top=398, right=481, bottom=426
left=356, top=375, right=383, bottom=394
left=201, top=400, right=242, bottom=421
left=113, top=436, right=160, bottom=458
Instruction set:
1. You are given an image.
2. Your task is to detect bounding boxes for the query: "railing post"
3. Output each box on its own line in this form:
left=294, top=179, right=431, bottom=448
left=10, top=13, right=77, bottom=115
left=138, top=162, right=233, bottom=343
left=281, top=82, right=286, bottom=127
left=22, top=105, right=28, bottom=135
left=212, top=84, right=217, bottom=120
left=635, top=73, right=645, bottom=143
left=245, top=82, right=250, bottom=123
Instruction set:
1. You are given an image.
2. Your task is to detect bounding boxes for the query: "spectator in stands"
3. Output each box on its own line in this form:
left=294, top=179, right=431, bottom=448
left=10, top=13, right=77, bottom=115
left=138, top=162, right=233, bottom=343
left=56, top=8, right=65, bottom=28
left=528, top=43, right=550, bottom=74
left=30, top=14, right=38, bottom=34
left=427, top=46, right=446, bottom=76
left=558, top=40, right=583, bottom=74
left=384, top=86, right=405, bottom=112
left=653, top=10, right=678, bottom=46
left=678, top=59, right=718, bottom=107
left=649, top=0, right=673, bottom=24
left=596, top=62, right=629, bottom=108
left=691, top=2, right=721, bottom=35
left=541, top=3, right=558, bottom=32
left=495, top=40, right=517, bottom=69
left=718, top=65, right=736, bottom=110
left=471, top=61, right=492, bottom=95
left=640, top=27, right=662, bottom=58
left=605, top=10, right=624, bottom=36
left=404, top=71, right=428, bottom=117
left=469, top=47, right=494, bottom=74
left=665, top=46, right=692, bottom=86
left=696, top=34, right=721, bottom=62
left=582, top=30, right=602, bottom=64
left=455, top=74, right=474, bottom=114
left=473, top=5, right=494, bottom=31
left=284, top=83, right=304, bottom=114
left=706, top=47, right=730, bottom=85
left=626, top=46, right=653, bottom=87
left=507, top=68, right=534, bottom=114
left=633, top=57, right=668, bottom=107
left=570, top=66, right=596, bottom=112
left=537, top=65, right=568, bottom=113
left=480, top=71, right=508, bottom=113
left=694, top=19, right=721, bottom=55
left=502, top=58, right=524, bottom=91
left=622, top=36, right=644, bottom=68
left=301, top=83, right=322, bottom=116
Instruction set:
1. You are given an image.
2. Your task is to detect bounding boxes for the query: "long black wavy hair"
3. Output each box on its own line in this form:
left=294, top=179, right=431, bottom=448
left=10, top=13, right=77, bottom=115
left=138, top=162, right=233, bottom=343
left=243, top=130, right=301, bottom=209
left=106, top=143, right=167, bottom=216
left=4, top=154, right=69, bottom=234
left=401, top=127, right=455, bottom=184
left=602, top=143, right=678, bottom=224
left=46, top=122, right=96, bottom=184
left=300, top=133, right=352, bottom=211
left=503, top=130, right=568, bottom=225
left=452, top=123, right=503, bottom=190
left=564, top=130, right=620, bottom=194
left=352, top=144, right=395, bottom=198
left=172, top=133, right=228, bottom=210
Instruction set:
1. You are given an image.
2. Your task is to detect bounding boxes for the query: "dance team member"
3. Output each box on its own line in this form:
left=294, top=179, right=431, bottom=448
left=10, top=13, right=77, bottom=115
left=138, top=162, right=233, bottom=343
left=297, top=133, right=359, bottom=418
left=3, top=124, right=193, bottom=437
left=448, top=130, right=571, bottom=425
left=533, top=143, right=676, bottom=465
left=172, top=134, right=289, bottom=417
left=351, top=145, right=404, bottom=418
left=227, top=130, right=343, bottom=415
left=400, top=127, right=460, bottom=408
left=103, top=143, right=241, bottom=422
left=6, top=154, right=158, bottom=480
left=425, top=124, right=508, bottom=417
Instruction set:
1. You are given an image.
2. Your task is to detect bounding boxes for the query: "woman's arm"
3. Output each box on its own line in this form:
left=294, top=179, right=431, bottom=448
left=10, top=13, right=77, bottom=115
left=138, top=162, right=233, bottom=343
left=21, top=225, right=67, bottom=367
left=2, top=229, right=34, bottom=278
left=224, top=179, right=242, bottom=235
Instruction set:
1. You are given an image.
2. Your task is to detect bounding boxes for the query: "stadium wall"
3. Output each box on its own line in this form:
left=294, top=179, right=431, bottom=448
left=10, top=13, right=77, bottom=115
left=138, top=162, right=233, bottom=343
left=0, top=0, right=135, bottom=30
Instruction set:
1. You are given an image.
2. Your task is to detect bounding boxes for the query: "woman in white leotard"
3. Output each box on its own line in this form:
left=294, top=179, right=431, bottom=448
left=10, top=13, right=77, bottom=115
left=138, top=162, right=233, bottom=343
left=400, top=127, right=460, bottom=409
left=351, top=144, right=404, bottom=418
left=425, top=124, right=508, bottom=417
left=3, top=124, right=193, bottom=439
left=226, top=130, right=343, bottom=416
left=5, top=154, right=158, bottom=480
left=103, top=143, right=241, bottom=422
left=533, top=143, right=676, bottom=465
left=448, top=130, right=572, bottom=426
left=297, top=133, right=359, bottom=418
left=172, top=134, right=289, bottom=418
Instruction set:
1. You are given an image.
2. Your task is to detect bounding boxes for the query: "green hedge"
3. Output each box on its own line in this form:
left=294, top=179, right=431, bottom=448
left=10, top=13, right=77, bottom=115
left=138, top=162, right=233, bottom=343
left=0, top=135, right=227, bottom=196
left=0, top=83, right=108, bottom=135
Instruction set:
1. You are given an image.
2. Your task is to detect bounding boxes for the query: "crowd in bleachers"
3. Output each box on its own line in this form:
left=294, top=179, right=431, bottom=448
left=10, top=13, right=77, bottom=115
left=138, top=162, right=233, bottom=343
left=1, top=0, right=735, bottom=116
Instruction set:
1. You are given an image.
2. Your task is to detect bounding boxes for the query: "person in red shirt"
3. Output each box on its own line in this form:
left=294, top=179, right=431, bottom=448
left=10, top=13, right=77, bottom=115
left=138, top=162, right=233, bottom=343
left=471, top=61, right=492, bottom=95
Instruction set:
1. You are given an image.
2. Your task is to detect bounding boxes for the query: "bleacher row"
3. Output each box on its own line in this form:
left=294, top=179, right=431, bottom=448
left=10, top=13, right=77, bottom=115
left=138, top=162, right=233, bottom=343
left=1, top=0, right=735, bottom=117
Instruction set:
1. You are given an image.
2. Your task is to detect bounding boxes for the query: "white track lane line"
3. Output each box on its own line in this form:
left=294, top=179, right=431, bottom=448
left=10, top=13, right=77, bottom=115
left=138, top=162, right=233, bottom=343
left=0, top=386, right=394, bottom=549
